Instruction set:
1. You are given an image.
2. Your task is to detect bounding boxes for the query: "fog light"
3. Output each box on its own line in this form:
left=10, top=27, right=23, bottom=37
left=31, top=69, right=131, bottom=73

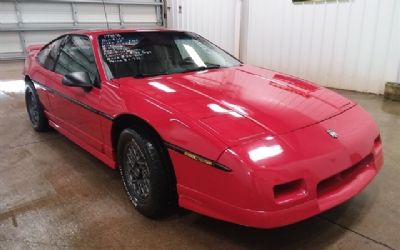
left=273, top=179, right=307, bottom=205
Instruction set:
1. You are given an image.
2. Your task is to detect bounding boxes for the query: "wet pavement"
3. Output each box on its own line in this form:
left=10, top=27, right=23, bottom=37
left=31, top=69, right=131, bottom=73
left=0, top=61, right=399, bottom=249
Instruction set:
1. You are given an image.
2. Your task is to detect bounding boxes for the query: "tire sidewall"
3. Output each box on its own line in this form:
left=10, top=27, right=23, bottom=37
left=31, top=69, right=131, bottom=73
left=25, top=84, right=40, bottom=130
left=118, top=128, right=171, bottom=218
left=25, top=81, right=49, bottom=132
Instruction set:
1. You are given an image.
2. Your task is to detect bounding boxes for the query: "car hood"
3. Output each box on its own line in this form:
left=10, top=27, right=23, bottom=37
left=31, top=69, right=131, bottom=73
left=121, top=65, right=354, bottom=139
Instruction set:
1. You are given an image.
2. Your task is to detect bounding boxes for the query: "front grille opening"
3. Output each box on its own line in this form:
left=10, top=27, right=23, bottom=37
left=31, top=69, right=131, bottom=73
left=274, top=179, right=307, bottom=204
left=374, top=135, right=382, bottom=146
left=373, top=135, right=383, bottom=155
left=317, top=154, right=374, bottom=198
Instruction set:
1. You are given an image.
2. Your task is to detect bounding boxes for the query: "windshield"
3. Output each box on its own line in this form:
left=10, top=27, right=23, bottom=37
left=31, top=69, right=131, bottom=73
left=98, top=31, right=241, bottom=79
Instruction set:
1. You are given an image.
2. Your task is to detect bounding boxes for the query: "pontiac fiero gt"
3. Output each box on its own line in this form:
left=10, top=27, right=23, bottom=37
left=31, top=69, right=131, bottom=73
left=23, top=29, right=383, bottom=228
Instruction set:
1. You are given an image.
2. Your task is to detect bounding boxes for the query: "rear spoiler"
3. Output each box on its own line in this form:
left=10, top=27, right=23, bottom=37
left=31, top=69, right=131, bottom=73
left=23, top=44, right=44, bottom=75
left=26, top=44, right=43, bottom=54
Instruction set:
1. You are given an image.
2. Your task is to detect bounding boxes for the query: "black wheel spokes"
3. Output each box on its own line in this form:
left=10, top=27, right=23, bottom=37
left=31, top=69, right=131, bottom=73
left=125, top=141, right=150, bottom=200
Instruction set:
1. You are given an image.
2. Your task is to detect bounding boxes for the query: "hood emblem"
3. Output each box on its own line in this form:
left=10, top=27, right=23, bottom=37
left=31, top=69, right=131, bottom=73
left=327, top=129, right=339, bottom=139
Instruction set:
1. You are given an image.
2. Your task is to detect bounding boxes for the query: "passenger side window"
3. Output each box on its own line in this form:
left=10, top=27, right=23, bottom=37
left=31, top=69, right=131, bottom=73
left=54, top=35, right=99, bottom=85
left=175, top=38, right=227, bottom=66
left=37, top=37, right=64, bottom=71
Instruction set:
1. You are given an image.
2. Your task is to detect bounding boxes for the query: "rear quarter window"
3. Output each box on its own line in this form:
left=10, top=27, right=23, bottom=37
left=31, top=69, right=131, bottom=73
left=37, top=37, right=64, bottom=71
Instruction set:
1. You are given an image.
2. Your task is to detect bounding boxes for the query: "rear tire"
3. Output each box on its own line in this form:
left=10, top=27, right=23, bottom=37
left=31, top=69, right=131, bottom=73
left=25, top=82, right=50, bottom=132
left=118, top=128, right=175, bottom=218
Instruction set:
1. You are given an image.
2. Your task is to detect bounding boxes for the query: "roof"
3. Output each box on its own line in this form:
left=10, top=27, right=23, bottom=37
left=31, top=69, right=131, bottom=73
left=70, top=27, right=181, bottom=37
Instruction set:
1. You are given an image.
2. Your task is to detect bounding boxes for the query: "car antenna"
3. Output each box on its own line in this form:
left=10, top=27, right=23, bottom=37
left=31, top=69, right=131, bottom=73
left=102, top=0, right=110, bottom=30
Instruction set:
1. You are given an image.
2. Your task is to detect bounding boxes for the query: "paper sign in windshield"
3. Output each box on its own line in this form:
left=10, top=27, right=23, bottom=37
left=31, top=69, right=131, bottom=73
left=100, top=33, right=151, bottom=63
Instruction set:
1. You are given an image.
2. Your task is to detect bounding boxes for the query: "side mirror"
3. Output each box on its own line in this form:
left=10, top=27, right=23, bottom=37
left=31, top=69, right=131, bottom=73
left=62, top=72, right=92, bottom=91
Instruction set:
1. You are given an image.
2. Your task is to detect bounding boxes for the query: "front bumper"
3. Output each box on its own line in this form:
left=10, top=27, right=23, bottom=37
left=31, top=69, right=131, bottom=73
left=178, top=146, right=382, bottom=228
left=173, top=105, right=383, bottom=228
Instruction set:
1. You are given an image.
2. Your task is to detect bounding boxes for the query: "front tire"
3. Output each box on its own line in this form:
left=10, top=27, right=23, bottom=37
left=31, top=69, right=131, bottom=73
left=118, top=128, right=174, bottom=218
left=25, top=83, right=49, bottom=132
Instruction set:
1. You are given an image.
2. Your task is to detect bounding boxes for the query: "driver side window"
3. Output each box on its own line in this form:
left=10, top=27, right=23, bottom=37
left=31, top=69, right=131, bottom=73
left=54, top=35, right=99, bottom=85
left=37, top=36, right=64, bottom=71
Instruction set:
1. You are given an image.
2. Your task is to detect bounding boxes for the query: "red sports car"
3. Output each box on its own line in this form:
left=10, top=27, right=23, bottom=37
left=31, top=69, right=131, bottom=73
left=23, top=29, right=383, bottom=228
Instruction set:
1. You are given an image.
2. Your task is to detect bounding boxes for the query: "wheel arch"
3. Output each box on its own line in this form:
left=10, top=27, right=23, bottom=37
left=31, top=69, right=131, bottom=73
left=25, top=75, right=33, bottom=86
left=111, top=114, right=164, bottom=153
left=111, top=113, right=177, bottom=197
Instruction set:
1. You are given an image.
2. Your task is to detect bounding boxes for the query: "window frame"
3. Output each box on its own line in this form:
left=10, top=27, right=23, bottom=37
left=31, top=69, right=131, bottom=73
left=36, top=35, right=68, bottom=72
left=54, top=34, right=101, bottom=88
left=36, top=34, right=101, bottom=88
left=52, top=34, right=101, bottom=87
left=292, top=0, right=324, bottom=3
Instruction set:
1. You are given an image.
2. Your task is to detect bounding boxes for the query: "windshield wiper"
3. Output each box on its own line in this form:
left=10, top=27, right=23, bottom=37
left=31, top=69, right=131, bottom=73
left=133, top=64, right=223, bottom=78
left=133, top=72, right=164, bottom=79
left=180, top=65, right=222, bottom=74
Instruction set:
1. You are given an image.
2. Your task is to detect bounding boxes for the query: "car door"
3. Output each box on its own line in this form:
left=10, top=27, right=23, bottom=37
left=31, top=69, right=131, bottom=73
left=48, top=35, right=104, bottom=152
left=31, top=36, right=66, bottom=114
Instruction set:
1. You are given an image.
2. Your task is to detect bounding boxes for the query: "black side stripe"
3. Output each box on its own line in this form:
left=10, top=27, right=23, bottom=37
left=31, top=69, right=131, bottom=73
left=164, top=142, right=232, bottom=172
left=32, top=80, right=113, bottom=120
left=32, top=80, right=231, bottom=172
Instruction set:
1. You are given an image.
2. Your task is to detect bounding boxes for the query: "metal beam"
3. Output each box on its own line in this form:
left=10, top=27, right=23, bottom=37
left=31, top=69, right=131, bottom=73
left=0, top=23, right=160, bottom=32
left=155, top=0, right=162, bottom=26
left=71, top=3, right=78, bottom=26
left=118, top=4, right=124, bottom=26
left=1, top=0, right=163, bottom=6
left=14, top=0, right=27, bottom=57
left=0, top=53, right=25, bottom=61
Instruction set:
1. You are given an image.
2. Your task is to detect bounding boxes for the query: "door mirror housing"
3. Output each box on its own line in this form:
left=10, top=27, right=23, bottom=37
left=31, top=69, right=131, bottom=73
left=62, top=72, right=92, bottom=91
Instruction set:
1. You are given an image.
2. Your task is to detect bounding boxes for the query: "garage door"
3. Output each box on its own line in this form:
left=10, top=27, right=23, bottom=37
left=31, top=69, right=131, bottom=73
left=0, top=0, right=164, bottom=60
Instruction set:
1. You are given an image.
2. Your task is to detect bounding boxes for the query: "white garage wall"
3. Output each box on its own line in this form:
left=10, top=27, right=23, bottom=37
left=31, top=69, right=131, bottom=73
left=167, top=0, right=241, bottom=57
left=242, top=0, right=400, bottom=94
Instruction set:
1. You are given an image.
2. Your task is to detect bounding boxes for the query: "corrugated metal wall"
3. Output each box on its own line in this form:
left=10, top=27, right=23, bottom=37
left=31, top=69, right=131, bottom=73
left=242, top=0, right=400, bottom=94
left=168, top=0, right=400, bottom=94
left=167, top=0, right=241, bottom=57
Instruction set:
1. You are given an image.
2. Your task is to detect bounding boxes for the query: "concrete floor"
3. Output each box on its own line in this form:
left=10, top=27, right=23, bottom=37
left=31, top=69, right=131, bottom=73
left=0, top=61, right=399, bottom=250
